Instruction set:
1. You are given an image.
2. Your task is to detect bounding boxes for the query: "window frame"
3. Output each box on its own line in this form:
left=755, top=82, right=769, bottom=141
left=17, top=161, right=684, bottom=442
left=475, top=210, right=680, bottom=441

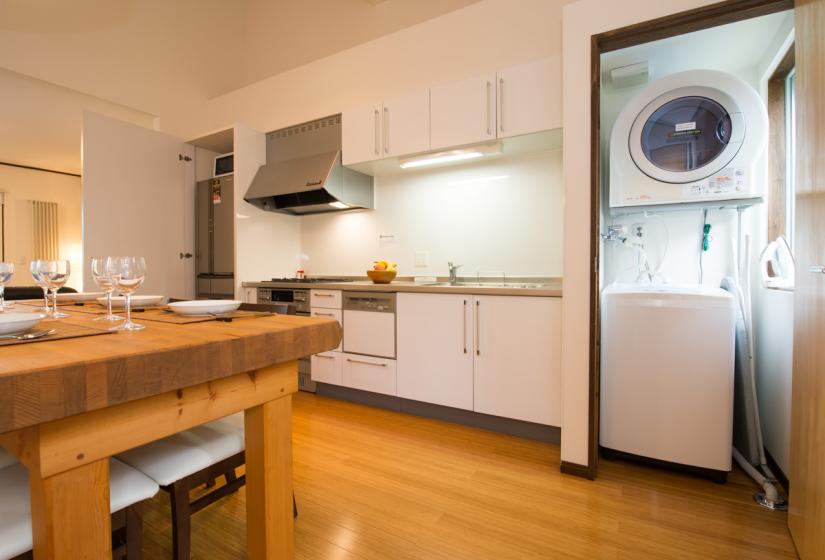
left=766, top=44, right=796, bottom=244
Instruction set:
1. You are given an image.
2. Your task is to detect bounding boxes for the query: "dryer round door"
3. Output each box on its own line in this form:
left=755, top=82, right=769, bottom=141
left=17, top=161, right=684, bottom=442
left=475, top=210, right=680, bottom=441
left=629, top=86, right=745, bottom=184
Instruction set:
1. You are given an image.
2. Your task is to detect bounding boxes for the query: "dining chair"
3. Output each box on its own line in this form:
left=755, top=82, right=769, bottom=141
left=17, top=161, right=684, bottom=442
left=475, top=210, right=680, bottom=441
left=0, top=453, right=159, bottom=560
left=117, top=413, right=296, bottom=560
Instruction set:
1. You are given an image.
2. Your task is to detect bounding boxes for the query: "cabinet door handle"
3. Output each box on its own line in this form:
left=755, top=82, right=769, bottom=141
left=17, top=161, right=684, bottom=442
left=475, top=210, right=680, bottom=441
left=374, top=109, right=380, bottom=156
left=498, top=77, right=504, bottom=133
left=315, top=354, right=335, bottom=360
left=347, top=358, right=387, bottom=367
left=463, top=299, right=468, bottom=354
left=313, top=312, right=335, bottom=317
left=315, top=293, right=334, bottom=297
left=383, top=106, right=389, bottom=154
left=486, top=81, right=492, bottom=136
left=810, top=266, right=825, bottom=274
left=475, top=300, right=480, bottom=356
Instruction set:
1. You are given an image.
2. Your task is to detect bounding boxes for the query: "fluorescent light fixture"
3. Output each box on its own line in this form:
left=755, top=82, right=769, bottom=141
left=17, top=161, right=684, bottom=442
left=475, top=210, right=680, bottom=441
left=401, top=151, right=483, bottom=169
left=399, top=142, right=502, bottom=170
left=329, top=201, right=350, bottom=209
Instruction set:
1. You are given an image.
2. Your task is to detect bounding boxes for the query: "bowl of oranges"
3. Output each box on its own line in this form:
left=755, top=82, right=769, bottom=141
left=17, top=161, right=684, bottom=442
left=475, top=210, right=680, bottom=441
left=367, top=261, right=397, bottom=284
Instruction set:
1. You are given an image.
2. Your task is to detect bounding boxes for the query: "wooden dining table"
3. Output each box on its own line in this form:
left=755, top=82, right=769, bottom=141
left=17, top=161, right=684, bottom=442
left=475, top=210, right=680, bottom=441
left=0, top=305, right=340, bottom=559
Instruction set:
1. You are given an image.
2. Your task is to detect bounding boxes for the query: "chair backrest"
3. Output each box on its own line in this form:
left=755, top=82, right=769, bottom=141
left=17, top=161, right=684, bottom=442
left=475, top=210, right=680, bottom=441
left=3, top=286, right=78, bottom=300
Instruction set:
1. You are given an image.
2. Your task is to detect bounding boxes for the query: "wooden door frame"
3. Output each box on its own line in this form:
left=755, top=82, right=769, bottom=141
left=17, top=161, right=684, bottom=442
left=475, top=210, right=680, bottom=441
left=585, top=0, right=795, bottom=479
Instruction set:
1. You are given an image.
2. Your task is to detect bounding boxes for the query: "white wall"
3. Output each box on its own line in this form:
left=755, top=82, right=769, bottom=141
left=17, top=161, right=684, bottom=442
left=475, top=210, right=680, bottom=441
left=300, top=149, right=563, bottom=278
left=0, top=165, right=82, bottom=290
left=751, top=21, right=795, bottom=477
left=0, top=67, right=156, bottom=175
left=233, top=124, right=301, bottom=292
left=179, top=0, right=569, bottom=140
left=562, top=0, right=720, bottom=467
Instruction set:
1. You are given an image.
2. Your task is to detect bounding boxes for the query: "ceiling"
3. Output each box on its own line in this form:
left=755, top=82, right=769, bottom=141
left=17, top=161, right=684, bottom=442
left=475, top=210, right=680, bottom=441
left=0, top=0, right=481, bottom=173
left=601, top=10, right=794, bottom=84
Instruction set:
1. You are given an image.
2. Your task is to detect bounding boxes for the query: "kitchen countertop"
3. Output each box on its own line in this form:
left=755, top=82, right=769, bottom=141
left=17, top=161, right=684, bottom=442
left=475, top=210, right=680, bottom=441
left=243, top=277, right=563, bottom=297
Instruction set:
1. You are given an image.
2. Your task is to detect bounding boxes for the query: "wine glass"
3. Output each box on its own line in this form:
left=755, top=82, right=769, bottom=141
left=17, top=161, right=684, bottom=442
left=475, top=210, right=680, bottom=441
left=0, top=262, right=14, bottom=311
left=30, top=260, right=52, bottom=313
left=42, top=260, right=71, bottom=319
left=106, top=256, right=146, bottom=331
left=90, top=257, right=122, bottom=322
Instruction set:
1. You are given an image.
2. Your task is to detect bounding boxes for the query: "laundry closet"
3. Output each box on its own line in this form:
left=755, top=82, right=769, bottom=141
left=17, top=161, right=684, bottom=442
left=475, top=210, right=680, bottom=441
left=597, top=9, right=795, bottom=507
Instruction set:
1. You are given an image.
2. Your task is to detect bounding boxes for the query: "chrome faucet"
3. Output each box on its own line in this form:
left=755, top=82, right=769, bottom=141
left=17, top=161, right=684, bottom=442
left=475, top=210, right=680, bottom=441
left=448, top=262, right=463, bottom=286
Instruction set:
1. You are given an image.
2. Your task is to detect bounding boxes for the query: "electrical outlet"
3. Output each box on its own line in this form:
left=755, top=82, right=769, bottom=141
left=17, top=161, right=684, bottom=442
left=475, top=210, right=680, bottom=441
left=415, top=251, right=429, bottom=267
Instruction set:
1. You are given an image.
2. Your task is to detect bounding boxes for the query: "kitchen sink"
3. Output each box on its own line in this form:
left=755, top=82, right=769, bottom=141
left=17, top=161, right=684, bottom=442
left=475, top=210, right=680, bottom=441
left=420, top=282, right=552, bottom=289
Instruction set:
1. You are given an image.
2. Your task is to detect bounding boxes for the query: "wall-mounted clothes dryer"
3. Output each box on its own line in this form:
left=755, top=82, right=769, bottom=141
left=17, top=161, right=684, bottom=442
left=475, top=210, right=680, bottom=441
left=609, top=69, right=767, bottom=208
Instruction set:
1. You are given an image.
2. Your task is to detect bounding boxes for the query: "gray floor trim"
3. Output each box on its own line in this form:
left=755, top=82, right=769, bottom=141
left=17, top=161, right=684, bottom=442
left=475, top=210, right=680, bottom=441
left=313, top=384, right=561, bottom=444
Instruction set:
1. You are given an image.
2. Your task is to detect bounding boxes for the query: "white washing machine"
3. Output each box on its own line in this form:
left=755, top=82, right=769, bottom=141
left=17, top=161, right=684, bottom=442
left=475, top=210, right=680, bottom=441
left=600, top=284, right=736, bottom=477
left=610, top=69, right=767, bottom=207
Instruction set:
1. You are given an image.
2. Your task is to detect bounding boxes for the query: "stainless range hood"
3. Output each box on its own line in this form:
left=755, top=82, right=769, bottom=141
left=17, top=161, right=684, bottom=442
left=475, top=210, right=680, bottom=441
left=244, top=114, right=373, bottom=215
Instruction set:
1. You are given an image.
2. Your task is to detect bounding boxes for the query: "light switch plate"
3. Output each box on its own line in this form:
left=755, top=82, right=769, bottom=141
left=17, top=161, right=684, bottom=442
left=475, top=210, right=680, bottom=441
left=415, top=251, right=429, bottom=267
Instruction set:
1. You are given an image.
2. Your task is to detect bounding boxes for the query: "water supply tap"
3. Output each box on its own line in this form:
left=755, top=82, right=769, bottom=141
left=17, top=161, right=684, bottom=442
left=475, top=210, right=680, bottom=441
left=448, top=262, right=463, bottom=286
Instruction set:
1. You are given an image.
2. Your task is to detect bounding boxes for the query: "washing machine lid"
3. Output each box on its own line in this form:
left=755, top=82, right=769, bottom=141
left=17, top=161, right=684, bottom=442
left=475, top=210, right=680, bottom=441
left=603, top=283, right=734, bottom=308
left=629, top=86, right=745, bottom=185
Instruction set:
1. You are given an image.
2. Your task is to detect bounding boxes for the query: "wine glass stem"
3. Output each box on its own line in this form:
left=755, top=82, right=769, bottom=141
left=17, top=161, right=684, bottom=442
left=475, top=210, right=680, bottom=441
left=51, top=289, right=58, bottom=315
left=107, top=291, right=113, bottom=316
left=0, top=286, right=5, bottom=311
left=42, top=287, right=50, bottom=313
left=125, top=293, right=132, bottom=325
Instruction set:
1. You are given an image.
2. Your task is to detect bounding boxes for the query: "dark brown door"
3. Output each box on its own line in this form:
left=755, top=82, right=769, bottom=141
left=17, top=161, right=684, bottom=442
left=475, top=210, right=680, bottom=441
left=789, top=0, right=825, bottom=557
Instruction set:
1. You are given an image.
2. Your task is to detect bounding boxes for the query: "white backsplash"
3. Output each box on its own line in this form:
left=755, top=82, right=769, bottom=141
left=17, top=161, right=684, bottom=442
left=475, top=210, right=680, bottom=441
left=299, top=149, right=564, bottom=278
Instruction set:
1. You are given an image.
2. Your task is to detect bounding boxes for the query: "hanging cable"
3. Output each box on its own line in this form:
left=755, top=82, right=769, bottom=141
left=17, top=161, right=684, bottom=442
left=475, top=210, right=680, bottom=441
left=698, top=209, right=710, bottom=283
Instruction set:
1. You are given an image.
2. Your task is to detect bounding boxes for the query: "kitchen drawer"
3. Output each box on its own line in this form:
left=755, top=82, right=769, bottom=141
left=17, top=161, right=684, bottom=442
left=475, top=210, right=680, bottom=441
left=341, top=353, right=397, bottom=396
left=311, top=352, right=342, bottom=385
left=311, top=289, right=342, bottom=309
left=312, top=307, right=342, bottom=351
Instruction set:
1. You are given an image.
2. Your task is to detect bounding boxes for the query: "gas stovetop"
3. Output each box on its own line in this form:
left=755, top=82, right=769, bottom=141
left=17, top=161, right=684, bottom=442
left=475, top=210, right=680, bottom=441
left=270, top=277, right=355, bottom=284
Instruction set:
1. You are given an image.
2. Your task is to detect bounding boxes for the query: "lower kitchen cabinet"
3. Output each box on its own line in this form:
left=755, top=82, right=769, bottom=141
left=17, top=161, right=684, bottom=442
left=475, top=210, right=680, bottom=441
left=397, top=293, right=474, bottom=410
left=342, top=353, right=397, bottom=396
left=473, top=295, right=561, bottom=426
left=312, top=307, right=342, bottom=351
left=311, top=352, right=342, bottom=385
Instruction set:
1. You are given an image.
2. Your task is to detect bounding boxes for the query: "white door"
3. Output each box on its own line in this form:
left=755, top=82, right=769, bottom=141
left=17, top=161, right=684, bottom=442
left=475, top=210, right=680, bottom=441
left=397, top=293, right=474, bottom=410
left=342, top=102, right=382, bottom=165
left=473, top=295, right=562, bottom=425
left=497, top=57, right=562, bottom=138
left=430, top=73, right=497, bottom=150
left=382, top=89, right=430, bottom=158
left=82, top=112, right=194, bottom=298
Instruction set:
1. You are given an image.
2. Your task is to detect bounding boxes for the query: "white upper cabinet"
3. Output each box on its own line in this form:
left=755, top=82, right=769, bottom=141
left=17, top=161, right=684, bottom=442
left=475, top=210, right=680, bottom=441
left=381, top=89, right=430, bottom=158
left=397, top=293, right=474, bottom=410
left=473, top=295, right=561, bottom=426
left=496, top=57, right=561, bottom=139
left=342, top=102, right=382, bottom=166
left=430, top=73, right=497, bottom=151
left=342, top=90, right=429, bottom=165
left=343, top=57, right=560, bottom=165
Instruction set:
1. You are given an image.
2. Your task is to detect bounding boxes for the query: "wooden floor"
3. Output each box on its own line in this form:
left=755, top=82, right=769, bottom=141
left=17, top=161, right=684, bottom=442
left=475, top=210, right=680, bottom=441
left=141, top=392, right=797, bottom=559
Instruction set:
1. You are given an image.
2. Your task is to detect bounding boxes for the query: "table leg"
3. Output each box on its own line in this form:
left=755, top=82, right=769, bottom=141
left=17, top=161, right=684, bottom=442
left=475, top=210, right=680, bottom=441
left=29, top=458, right=112, bottom=559
left=245, top=395, right=294, bottom=559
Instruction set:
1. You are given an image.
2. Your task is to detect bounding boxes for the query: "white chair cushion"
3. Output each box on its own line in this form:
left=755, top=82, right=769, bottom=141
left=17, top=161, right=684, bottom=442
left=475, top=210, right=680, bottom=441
left=0, top=458, right=159, bottom=560
left=116, top=414, right=245, bottom=487
left=0, top=449, right=16, bottom=470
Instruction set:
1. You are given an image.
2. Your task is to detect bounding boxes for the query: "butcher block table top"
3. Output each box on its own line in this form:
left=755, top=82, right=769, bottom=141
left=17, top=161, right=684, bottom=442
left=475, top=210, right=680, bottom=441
left=0, top=309, right=341, bottom=434
left=0, top=308, right=340, bottom=559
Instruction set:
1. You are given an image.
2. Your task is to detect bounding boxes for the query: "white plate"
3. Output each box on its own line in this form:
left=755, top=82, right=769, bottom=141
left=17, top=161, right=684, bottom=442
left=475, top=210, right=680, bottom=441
left=0, top=312, right=47, bottom=336
left=57, top=292, right=104, bottom=302
left=167, top=300, right=242, bottom=316
left=96, top=295, right=166, bottom=309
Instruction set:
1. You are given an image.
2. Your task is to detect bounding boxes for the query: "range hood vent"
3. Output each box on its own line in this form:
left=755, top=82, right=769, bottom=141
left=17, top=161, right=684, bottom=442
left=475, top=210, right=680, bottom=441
left=244, top=115, right=373, bottom=215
